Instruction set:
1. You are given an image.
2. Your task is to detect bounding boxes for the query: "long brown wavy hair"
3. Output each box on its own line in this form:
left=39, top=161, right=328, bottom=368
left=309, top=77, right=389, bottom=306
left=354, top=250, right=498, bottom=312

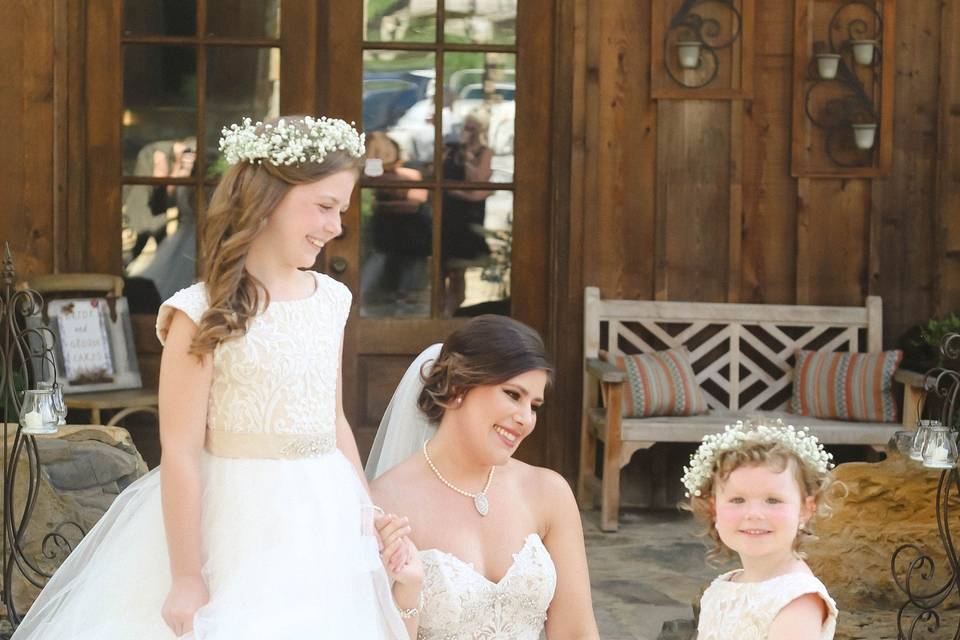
left=189, top=119, right=363, bottom=357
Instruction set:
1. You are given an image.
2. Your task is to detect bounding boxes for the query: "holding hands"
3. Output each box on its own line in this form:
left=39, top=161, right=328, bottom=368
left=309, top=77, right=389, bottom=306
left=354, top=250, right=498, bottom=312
left=375, top=512, right=423, bottom=621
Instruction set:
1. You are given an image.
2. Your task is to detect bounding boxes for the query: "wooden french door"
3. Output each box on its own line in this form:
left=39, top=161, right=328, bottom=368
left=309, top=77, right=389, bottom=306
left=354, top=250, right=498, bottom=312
left=84, top=0, right=553, bottom=465
left=320, top=1, right=554, bottom=463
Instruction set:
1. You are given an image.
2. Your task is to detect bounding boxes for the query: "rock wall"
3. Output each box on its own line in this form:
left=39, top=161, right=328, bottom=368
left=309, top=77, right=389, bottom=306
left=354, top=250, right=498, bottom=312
left=5, top=425, right=148, bottom=613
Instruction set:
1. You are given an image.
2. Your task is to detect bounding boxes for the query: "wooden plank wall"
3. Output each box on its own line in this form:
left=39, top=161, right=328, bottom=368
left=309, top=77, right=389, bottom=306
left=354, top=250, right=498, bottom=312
left=2, top=2, right=57, bottom=275
left=3, top=0, right=959, bottom=486
left=566, top=0, right=960, bottom=502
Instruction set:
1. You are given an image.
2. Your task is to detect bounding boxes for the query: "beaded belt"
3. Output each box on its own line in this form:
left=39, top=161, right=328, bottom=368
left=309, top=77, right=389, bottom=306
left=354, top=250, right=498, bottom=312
left=204, top=430, right=337, bottom=459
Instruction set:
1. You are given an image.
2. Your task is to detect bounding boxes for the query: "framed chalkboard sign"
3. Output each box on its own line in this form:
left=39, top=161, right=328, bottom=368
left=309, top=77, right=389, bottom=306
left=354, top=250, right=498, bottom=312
left=26, top=297, right=143, bottom=394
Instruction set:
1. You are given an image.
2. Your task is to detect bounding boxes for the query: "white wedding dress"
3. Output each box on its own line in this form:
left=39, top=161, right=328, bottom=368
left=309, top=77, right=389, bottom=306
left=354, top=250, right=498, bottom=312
left=417, top=533, right=557, bottom=640
left=14, top=271, right=406, bottom=640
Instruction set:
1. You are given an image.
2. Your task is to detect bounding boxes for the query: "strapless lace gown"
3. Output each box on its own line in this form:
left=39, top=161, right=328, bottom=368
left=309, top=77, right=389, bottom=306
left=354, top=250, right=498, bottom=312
left=14, top=272, right=406, bottom=639
left=417, top=534, right=557, bottom=640
left=697, top=570, right=838, bottom=640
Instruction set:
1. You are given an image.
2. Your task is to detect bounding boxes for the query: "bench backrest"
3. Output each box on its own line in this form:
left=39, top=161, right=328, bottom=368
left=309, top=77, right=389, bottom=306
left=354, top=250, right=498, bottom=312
left=584, top=287, right=883, bottom=412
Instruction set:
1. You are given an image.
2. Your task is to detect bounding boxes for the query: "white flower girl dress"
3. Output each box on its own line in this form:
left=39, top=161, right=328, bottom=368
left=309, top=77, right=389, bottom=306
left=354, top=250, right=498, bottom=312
left=13, top=271, right=406, bottom=639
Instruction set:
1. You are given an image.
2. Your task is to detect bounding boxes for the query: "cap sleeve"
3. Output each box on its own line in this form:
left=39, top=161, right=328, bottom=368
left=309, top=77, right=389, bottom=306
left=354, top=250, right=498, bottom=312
left=770, top=574, right=838, bottom=638
left=156, top=283, right=208, bottom=346
left=315, top=272, right=353, bottom=325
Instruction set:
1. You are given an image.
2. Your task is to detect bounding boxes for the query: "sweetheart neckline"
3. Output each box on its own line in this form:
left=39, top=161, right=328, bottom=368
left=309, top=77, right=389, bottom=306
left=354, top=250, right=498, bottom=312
left=419, top=533, right=546, bottom=586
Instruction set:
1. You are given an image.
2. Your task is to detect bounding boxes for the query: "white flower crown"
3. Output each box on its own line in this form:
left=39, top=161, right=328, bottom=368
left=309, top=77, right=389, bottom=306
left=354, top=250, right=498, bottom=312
left=219, top=116, right=365, bottom=166
left=681, top=418, right=834, bottom=498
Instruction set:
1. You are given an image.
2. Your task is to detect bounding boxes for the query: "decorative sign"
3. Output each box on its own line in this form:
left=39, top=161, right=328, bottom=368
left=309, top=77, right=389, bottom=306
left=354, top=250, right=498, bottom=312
left=54, top=300, right=115, bottom=383
left=25, top=297, right=143, bottom=394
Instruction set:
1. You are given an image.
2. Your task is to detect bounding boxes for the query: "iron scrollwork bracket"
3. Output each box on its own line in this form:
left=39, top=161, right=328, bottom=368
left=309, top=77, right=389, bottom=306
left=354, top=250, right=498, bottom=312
left=663, top=0, right=743, bottom=89
left=0, top=244, right=85, bottom=633
left=803, top=0, right=883, bottom=168
left=891, top=333, right=960, bottom=639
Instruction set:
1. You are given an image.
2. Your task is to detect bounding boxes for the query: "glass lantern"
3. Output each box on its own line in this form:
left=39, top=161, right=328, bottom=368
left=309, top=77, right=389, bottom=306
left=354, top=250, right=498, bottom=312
left=37, top=381, right=67, bottom=426
left=922, top=425, right=958, bottom=469
left=910, top=420, right=935, bottom=461
left=19, top=389, right=60, bottom=435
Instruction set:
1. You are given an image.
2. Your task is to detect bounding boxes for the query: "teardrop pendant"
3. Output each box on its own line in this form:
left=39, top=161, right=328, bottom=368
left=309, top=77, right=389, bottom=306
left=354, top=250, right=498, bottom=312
left=474, top=493, right=489, bottom=517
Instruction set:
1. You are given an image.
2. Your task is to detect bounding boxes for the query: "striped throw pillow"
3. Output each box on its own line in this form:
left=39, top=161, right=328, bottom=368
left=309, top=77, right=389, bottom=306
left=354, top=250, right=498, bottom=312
left=790, top=349, right=903, bottom=423
left=603, top=349, right=709, bottom=418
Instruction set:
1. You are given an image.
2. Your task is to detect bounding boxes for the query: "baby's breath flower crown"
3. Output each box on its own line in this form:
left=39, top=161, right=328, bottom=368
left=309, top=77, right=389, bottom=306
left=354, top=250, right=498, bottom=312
left=681, top=418, right=834, bottom=498
left=219, top=116, right=365, bottom=166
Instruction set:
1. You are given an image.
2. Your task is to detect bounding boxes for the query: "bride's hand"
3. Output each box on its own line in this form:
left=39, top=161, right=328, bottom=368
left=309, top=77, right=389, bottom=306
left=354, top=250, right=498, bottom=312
left=392, top=536, right=424, bottom=587
left=376, top=513, right=413, bottom=578
left=162, top=574, right=209, bottom=637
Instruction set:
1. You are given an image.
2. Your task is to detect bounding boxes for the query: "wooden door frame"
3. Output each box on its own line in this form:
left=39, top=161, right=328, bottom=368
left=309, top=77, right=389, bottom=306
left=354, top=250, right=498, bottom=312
left=321, top=0, right=558, bottom=468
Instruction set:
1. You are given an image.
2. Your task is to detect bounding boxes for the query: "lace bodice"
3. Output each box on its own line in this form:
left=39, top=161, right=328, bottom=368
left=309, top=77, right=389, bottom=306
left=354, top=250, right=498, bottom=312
left=417, top=534, right=556, bottom=640
left=698, top=570, right=838, bottom=640
left=156, top=271, right=351, bottom=439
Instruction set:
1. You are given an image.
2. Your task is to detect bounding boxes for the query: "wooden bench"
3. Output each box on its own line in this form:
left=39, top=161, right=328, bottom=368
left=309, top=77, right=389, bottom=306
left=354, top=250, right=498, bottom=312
left=576, top=287, right=908, bottom=531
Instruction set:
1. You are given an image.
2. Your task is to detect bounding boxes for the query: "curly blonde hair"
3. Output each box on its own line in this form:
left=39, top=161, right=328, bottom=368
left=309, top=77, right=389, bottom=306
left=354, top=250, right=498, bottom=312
left=189, top=117, right=363, bottom=357
left=686, top=441, right=835, bottom=563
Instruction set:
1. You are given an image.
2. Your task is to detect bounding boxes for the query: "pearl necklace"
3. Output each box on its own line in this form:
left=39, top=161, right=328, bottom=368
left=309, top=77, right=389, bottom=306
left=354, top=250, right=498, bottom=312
left=422, top=440, right=494, bottom=517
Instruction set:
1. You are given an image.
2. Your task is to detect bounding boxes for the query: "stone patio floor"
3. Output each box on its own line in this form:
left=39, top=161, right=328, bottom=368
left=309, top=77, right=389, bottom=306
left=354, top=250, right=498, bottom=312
left=584, top=509, right=723, bottom=640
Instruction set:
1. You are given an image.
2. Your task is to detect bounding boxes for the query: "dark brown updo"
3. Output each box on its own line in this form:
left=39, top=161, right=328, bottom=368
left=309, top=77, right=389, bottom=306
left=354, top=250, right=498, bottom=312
left=418, top=315, right=554, bottom=423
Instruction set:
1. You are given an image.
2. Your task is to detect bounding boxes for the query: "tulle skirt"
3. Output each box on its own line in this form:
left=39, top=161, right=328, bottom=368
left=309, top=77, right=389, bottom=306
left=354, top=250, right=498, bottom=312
left=13, top=450, right=406, bottom=639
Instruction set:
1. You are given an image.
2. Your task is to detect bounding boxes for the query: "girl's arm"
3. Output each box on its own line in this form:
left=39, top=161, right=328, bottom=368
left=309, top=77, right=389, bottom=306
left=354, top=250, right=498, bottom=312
left=159, top=310, right=213, bottom=634
left=335, top=340, right=370, bottom=492
left=768, top=593, right=829, bottom=640
left=539, top=469, right=600, bottom=640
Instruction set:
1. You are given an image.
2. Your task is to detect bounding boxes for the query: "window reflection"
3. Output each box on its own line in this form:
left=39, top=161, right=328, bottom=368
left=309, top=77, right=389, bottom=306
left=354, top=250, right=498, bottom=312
left=363, top=50, right=437, bottom=178
left=360, top=133, right=433, bottom=318
left=123, top=0, right=197, bottom=37
left=441, top=187, right=512, bottom=317
left=443, top=52, right=515, bottom=183
left=124, top=181, right=197, bottom=302
left=122, top=45, right=197, bottom=176
left=443, top=0, right=517, bottom=44
left=364, top=0, right=437, bottom=43
left=206, top=0, right=280, bottom=38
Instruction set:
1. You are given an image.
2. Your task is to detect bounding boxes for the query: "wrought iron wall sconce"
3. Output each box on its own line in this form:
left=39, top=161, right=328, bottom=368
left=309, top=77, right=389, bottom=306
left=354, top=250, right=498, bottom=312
left=891, top=333, right=960, bottom=639
left=0, top=244, right=84, bottom=630
left=651, top=0, right=754, bottom=100
left=663, top=0, right=743, bottom=88
left=791, top=0, right=895, bottom=177
left=804, top=2, right=883, bottom=164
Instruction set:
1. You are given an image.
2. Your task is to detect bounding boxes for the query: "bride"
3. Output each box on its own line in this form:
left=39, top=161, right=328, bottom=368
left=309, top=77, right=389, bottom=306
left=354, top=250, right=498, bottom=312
left=366, top=315, right=600, bottom=639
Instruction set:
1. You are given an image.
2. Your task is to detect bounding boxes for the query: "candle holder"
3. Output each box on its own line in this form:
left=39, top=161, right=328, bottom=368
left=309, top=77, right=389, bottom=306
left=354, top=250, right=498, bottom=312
left=802, top=1, right=884, bottom=168
left=661, top=0, right=744, bottom=90
left=891, top=333, right=960, bottom=638
left=0, top=243, right=84, bottom=631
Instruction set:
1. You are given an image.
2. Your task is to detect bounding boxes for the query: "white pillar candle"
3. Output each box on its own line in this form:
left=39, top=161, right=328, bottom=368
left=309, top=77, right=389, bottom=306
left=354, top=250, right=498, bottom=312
left=22, top=410, right=42, bottom=429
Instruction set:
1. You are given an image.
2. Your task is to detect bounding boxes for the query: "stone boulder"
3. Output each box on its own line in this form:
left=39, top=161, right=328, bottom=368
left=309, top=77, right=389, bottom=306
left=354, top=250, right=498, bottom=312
left=806, top=453, right=952, bottom=639
left=4, top=425, right=148, bottom=613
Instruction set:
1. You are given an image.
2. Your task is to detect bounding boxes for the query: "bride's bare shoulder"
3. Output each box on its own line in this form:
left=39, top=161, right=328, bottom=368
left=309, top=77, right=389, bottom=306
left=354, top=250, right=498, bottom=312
left=369, top=455, right=429, bottom=510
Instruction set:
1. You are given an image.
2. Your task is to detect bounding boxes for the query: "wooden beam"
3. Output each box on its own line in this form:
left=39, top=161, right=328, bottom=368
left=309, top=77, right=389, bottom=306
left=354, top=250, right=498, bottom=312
left=934, top=0, right=960, bottom=315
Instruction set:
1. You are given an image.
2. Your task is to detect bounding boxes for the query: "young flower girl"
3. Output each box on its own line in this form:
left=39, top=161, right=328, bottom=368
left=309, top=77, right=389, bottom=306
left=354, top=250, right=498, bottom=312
left=683, top=420, right=839, bottom=640
left=13, top=116, right=409, bottom=639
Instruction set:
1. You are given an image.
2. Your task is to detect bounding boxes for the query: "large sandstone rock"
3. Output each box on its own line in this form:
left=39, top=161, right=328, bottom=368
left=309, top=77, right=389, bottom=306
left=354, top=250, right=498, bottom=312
left=4, top=425, right=148, bottom=613
left=806, top=455, right=944, bottom=611
left=805, top=453, right=957, bottom=639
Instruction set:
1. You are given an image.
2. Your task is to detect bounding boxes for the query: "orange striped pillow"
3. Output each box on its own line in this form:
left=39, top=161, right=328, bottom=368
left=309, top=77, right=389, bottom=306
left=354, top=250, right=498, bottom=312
left=604, top=349, right=709, bottom=418
left=790, top=349, right=903, bottom=423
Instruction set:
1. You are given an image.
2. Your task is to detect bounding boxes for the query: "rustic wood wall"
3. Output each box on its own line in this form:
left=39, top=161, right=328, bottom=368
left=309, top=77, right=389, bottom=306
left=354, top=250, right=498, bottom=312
left=3, top=0, right=959, bottom=488
left=548, top=0, right=960, bottom=503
